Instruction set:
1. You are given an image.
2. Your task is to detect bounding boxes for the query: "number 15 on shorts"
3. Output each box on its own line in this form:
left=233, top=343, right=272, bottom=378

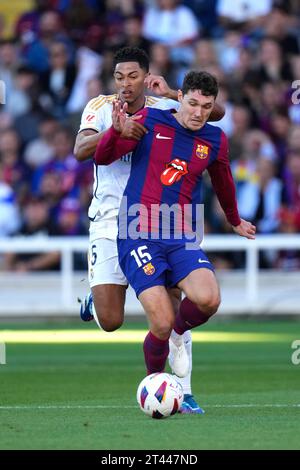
left=130, top=246, right=152, bottom=267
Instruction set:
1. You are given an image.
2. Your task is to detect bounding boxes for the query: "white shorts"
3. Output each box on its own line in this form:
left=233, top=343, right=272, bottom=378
left=88, top=237, right=127, bottom=288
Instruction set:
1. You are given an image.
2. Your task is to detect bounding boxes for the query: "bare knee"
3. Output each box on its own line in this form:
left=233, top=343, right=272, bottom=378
left=147, top=307, right=174, bottom=340
left=196, top=293, right=221, bottom=317
left=152, top=318, right=174, bottom=340
left=139, top=286, right=176, bottom=340
left=93, top=303, right=124, bottom=331
left=92, top=285, right=126, bottom=332
left=99, top=311, right=124, bottom=332
left=101, top=322, right=123, bottom=332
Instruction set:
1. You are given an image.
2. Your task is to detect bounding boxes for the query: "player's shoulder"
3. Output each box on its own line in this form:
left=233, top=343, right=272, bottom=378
left=85, top=94, right=118, bottom=111
left=105, top=94, right=118, bottom=104
left=203, top=124, right=229, bottom=156
left=146, top=96, right=179, bottom=111
left=144, top=106, right=169, bottom=121
left=204, top=122, right=227, bottom=139
left=205, top=121, right=221, bottom=132
left=145, top=95, right=161, bottom=108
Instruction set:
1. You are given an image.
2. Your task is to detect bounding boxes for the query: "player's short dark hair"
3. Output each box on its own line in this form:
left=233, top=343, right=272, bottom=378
left=182, top=71, right=218, bottom=98
left=113, top=47, right=149, bottom=72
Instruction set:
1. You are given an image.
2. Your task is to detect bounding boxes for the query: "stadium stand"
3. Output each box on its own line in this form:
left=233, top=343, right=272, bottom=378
left=0, top=0, right=299, bottom=315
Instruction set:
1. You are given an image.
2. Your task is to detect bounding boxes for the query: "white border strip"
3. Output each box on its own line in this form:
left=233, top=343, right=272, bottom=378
left=0, top=404, right=299, bottom=410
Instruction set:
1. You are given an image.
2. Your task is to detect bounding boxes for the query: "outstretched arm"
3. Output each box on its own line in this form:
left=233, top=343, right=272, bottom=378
left=207, top=133, right=256, bottom=239
left=208, top=162, right=256, bottom=239
left=232, top=218, right=256, bottom=239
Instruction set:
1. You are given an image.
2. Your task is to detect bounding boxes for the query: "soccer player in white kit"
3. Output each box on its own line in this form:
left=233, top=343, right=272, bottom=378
left=74, top=47, right=224, bottom=414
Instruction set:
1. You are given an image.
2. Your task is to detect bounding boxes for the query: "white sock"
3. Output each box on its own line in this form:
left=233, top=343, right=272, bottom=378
left=175, top=330, right=192, bottom=395
left=170, top=329, right=183, bottom=347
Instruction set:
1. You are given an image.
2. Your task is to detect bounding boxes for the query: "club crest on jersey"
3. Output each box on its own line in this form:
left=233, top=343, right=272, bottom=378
left=196, top=144, right=209, bottom=159
left=143, top=262, right=155, bottom=275
left=160, top=159, right=188, bottom=186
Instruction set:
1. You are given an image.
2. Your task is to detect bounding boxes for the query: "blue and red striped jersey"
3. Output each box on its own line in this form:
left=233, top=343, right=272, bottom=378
left=94, top=107, right=241, bottom=237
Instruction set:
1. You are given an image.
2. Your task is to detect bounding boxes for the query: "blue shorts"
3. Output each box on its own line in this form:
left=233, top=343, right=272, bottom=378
left=117, top=237, right=214, bottom=297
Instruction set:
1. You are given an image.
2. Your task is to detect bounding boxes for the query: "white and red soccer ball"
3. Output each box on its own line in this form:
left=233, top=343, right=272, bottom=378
left=137, top=373, right=183, bottom=419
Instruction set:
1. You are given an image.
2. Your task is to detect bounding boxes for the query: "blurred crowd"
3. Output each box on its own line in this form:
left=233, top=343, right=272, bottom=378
left=0, top=0, right=300, bottom=271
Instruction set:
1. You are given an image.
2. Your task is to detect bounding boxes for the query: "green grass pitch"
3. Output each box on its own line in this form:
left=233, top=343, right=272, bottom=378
left=0, top=319, right=299, bottom=450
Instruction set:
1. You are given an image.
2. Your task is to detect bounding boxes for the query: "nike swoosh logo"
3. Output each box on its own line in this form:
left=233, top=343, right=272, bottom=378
left=198, top=259, right=210, bottom=264
left=156, top=133, right=172, bottom=140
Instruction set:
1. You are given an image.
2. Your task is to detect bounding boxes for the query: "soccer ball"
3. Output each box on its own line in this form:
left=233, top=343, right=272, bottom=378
left=136, top=372, right=184, bottom=419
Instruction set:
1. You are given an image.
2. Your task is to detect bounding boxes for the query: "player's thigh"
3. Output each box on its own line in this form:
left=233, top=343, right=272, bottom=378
left=139, top=285, right=176, bottom=336
left=88, top=237, right=127, bottom=287
left=117, top=238, right=169, bottom=298
left=177, top=268, right=220, bottom=308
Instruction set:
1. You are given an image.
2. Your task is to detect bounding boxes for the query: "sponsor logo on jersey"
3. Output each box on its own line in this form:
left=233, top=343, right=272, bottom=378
left=143, top=262, right=155, bottom=275
left=86, top=113, right=96, bottom=123
left=196, top=144, right=209, bottom=159
left=160, top=159, right=188, bottom=186
left=156, top=133, right=172, bottom=140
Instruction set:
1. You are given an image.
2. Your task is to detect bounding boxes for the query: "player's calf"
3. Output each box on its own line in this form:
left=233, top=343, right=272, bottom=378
left=139, top=285, right=176, bottom=340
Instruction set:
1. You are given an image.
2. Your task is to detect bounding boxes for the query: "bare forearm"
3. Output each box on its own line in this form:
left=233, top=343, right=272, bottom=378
left=209, top=102, right=225, bottom=122
left=74, top=131, right=106, bottom=161
left=164, top=88, right=179, bottom=101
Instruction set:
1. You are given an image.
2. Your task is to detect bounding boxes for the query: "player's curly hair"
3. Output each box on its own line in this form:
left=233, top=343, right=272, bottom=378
left=182, top=71, right=218, bottom=98
left=113, top=47, right=149, bottom=72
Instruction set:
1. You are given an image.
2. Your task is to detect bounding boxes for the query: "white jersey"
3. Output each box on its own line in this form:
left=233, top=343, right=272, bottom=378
left=79, top=94, right=179, bottom=239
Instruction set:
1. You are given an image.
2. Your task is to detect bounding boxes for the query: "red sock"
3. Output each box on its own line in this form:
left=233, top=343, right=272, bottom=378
left=143, top=331, right=169, bottom=375
left=174, top=297, right=210, bottom=335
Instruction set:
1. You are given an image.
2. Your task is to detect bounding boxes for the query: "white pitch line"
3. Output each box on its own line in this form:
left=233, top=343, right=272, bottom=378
left=0, top=404, right=299, bottom=410
left=208, top=404, right=300, bottom=408
left=0, top=405, right=136, bottom=410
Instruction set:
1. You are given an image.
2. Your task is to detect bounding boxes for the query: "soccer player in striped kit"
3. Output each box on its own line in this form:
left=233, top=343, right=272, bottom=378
left=75, top=48, right=225, bottom=413
left=94, top=70, right=256, bottom=383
